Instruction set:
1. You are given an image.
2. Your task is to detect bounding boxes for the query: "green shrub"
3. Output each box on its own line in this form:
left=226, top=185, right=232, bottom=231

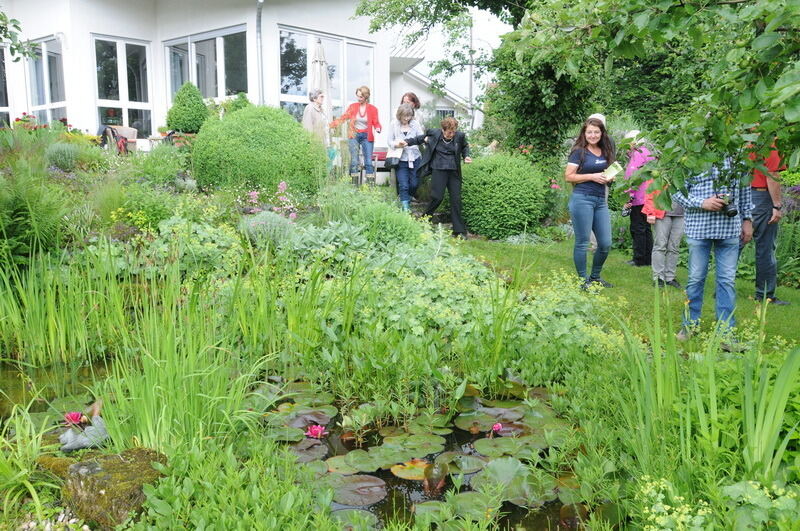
left=45, top=142, right=80, bottom=172
left=225, top=92, right=251, bottom=115
left=0, top=168, right=66, bottom=265
left=166, top=83, right=209, bottom=134
left=193, top=106, right=326, bottom=196
left=110, top=182, right=178, bottom=232
left=461, top=154, right=551, bottom=239
left=130, top=144, right=187, bottom=185
left=239, top=211, right=295, bottom=248
left=76, top=145, right=110, bottom=172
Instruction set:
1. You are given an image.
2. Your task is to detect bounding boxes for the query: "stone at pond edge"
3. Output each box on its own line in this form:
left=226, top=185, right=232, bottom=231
left=37, top=455, right=79, bottom=480
left=63, top=447, right=166, bottom=529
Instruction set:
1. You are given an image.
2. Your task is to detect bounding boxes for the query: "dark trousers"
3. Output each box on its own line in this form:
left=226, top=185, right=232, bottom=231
left=425, top=169, right=466, bottom=235
left=630, top=204, right=653, bottom=265
left=740, top=190, right=778, bottom=299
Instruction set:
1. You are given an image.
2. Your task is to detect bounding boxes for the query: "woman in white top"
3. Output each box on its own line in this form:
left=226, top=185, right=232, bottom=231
left=387, top=103, right=424, bottom=211
left=301, top=89, right=328, bottom=146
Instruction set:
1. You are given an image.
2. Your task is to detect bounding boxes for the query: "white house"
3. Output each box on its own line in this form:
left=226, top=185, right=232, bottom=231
left=0, top=0, right=451, bottom=148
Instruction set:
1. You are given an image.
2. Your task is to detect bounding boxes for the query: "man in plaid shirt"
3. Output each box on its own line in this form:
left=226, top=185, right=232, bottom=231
left=672, top=159, right=753, bottom=339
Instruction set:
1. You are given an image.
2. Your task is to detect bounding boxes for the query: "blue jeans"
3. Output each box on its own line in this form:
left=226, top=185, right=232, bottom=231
left=685, top=237, right=739, bottom=329
left=348, top=132, right=374, bottom=174
left=396, top=160, right=418, bottom=202
left=569, top=192, right=611, bottom=280
left=746, top=190, right=778, bottom=299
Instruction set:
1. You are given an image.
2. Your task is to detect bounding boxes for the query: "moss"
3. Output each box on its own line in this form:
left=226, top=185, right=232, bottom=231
left=36, top=455, right=78, bottom=480
left=63, top=447, right=167, bottom=529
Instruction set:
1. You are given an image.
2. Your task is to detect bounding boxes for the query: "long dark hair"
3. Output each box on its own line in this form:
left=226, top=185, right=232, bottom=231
left=570, top=118, right=615, bottom=166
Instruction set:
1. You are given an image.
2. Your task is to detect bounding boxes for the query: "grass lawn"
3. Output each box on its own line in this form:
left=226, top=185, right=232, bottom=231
left=461, top=238, right=800, bottom=344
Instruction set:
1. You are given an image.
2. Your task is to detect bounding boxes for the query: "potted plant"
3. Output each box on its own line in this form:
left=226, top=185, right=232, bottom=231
left=157, top=126, right=170, bottom=137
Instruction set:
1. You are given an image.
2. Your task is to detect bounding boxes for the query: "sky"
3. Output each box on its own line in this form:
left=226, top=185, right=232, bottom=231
left=413, top=9, right=513, bottom=106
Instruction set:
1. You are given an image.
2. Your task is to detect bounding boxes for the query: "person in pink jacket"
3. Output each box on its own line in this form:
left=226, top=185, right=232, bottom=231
left=330, top=86, right=382, bottom=184
left=623, top=131, right=656, bottom=267
left=643, top=184, right=685, bottom=288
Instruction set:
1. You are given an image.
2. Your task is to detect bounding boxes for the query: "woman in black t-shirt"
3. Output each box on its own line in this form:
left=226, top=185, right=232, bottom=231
left=565, top=117, right=616, bottom=288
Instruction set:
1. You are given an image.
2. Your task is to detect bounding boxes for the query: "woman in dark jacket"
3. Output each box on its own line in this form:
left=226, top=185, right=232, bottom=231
left=399, top=116, right=472, bottom=237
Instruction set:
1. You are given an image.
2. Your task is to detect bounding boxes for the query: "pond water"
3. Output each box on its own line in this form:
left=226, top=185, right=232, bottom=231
left=0, top=361, right=109, bottom=421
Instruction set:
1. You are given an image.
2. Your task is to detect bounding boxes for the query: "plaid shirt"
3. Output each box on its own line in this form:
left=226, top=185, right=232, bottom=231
left=672, top=160, right=753, bottom=240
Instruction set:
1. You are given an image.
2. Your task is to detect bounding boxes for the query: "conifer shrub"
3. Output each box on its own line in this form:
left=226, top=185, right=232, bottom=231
left=192, top=106, right=326, bottom=196
left=461, top=154, right=550, bottom=239
left=166, top=83, right=209, bottom=134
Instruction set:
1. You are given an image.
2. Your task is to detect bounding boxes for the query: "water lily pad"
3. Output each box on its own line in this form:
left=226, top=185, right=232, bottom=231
left=326, top=455, right=359, bottom=475
left=328, top=474, right=387, bottom=506
left=284, top=381, right=315, bottom=394
left=390, top=458, right=428, bottom=480
left=378, top=426, right=406, bottom=437
left=407, top=422, right=452, bottom=436
left=285, top=410, right=333, bottom=429
left=291, top=438, right=328, bottom=463
left=435, top=452, right=487, bottom=474
left=367, top=446, right=414, bottom=469
left=453, top=411, right=496, bottom=433
left=557, top=475, right=583, bottom=505
left=47, top=393, right=93, bottom=413
left=264, top=426, right=306, bottom=442
left=330, top=508, right=379, bottom=530
left=291, top=390, right=335, bottom=406
left=471, top=458, right=557, bottom=508
left=344, top=449, right=380, bottom=473
left=243, top=382, right=283, bottom=411
left=495, top=422, right=528, bottom=437
left=413, top=500, right=447, bottom=518
left=480, top=398, right=524, bottom=409
left=456, top=395, right=481, bottom=412
left=277, top=402, right=338, bottom=418
left=473, top=437, right=526, bottom=458
left=449, top=491, right=495, bottom=522
left=476, top=406, right=525, bottom=423
left=301, top=459, right=329, bottom=478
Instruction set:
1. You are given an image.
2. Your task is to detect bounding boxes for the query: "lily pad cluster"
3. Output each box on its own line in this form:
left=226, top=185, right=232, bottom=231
left=250, top=382, right=338, bottom=444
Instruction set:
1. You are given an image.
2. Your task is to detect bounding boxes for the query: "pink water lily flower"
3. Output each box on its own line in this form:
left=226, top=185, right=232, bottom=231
left=64, top=412, right=84, bottom=425
left=305, top=424, right=328, bottom=438
left=492, top=423, right=502, bottom=433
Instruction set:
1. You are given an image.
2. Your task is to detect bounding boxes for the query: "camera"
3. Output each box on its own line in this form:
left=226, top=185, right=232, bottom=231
left=717, top=194, right=738, bottom=218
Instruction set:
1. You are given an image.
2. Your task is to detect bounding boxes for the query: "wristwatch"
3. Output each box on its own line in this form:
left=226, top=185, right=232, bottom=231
left=773, top=204, right=782, bottom=210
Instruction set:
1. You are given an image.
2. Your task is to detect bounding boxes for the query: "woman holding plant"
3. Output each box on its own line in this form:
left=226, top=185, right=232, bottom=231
left=387, top=103, right=424, bottom=211
left=565, top=117, right=619, bottom=288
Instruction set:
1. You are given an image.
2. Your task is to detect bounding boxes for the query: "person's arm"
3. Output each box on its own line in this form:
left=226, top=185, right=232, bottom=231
left=386, top=121, right=400, bottom=149
left=403, top=133, right=428, bottom=147
left=329, top=104, right=353, bottom=129
left=767, top=175, right=783, bottom=223
left=371, top=105, right=382, bottom=134
left=462, top=133, right=471, bottom=163
left=739, top=183, right=753, bottom=242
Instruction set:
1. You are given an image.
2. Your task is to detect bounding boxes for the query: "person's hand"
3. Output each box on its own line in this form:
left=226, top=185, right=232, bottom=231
left=375, top=128, right=381, bottom=134
left=769, top=206, right=783, bottom=224
left=741, top=219, right=753, bottom=243
left=701, top=196, right=726, bottom=211
left=397, top=141, right=407, bottom=147
left=624, top=202, right=633, bottom=209
left=464, top=157, right=473, bottom=164
left=591, top=174, right=608, bottom=184
left=646, top=215, right=656, bottom=224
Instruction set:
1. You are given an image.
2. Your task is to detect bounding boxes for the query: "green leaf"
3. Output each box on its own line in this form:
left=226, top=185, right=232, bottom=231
left=737, top=109, right=761, bottom=124
left=751, top=32, right=779, bottom=51
left=784, top=98, right=800, bottom=123
left=633, top=12, right=650, bottom=30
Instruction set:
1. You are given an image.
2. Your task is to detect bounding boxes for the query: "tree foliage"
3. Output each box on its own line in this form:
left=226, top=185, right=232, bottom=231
left=0, top=12, right=35, bottom=60
left=510, top=0, right=800, bottom=195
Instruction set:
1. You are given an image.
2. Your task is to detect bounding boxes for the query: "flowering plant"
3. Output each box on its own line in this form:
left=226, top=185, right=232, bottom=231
left=64, top=412, right=84, bottom=425
left=272, top=181, right=298, bottom=221
left=305, top=424, right=328, bottom=438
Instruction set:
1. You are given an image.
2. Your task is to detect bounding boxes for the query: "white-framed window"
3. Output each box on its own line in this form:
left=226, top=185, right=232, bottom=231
left=0, top=48, right=9, bottom=125
left=164, top=25, right=248, bottom=101
left=436, top=109, right=455, bottom=120
left=27, top=37, right=66, bottom=124
left=93, top=35, right=152, bottom=137
left=279, top=26, right=374, bottom=122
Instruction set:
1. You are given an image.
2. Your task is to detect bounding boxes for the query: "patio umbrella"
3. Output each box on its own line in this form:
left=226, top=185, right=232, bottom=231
left=309, top=38, right=331, bottom=144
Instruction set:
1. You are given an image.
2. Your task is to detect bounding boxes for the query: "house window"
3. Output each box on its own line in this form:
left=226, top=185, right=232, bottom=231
left=279, top=27, right=373, bottom=121
left=0, top=48, right=9, bottom=125
left=94, top=36, right=151, bottom=137
left=436, top=109, right=455, bottom=120
left=28, top=38, right=66, bottom=124
left=165, top=26, right=248, bottom=101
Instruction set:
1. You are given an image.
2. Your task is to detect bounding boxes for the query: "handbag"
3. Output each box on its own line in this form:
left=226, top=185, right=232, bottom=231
left=385, top=146, right=403, bottom=170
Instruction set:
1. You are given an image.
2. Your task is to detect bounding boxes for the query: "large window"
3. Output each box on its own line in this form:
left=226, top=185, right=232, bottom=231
left=0, top=48, right=9, bottom=126
left=165, top=26, right=247, bottom=100
left=279, top=28, right=374, bottom=122
left=28, top=38, right=66, bottom=124
left=94, top=36, right=151, bottom=137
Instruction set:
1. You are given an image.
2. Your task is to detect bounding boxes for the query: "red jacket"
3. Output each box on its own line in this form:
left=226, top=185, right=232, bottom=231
left=641, top=180, right=668, bottom=219
left=330, top=103, right=382, bottom=141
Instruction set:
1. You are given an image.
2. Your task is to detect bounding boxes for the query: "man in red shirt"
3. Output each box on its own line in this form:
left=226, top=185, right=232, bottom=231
left=744, top=148, right=789, bottom=305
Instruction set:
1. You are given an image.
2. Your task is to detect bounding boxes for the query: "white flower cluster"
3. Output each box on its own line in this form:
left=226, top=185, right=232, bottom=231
left=636, top=476, right=711, bottom=530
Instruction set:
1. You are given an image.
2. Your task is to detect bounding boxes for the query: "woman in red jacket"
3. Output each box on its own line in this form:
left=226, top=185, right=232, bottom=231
left=330, top=86, right=382, bottom=184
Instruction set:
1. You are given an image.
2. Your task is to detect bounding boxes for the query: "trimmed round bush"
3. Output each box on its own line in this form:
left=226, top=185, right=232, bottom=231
left=193, top=106, right=326, bottom=196
left=461, top=154, right=551, bottom=239
left=166, top=82, right=209, bottom=133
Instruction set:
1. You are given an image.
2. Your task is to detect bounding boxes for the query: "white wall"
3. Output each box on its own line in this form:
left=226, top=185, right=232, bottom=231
left=3, top=0, right=394, bottom=142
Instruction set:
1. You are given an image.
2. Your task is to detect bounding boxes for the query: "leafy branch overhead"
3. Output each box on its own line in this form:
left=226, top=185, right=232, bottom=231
left=511, top=0, right=800, bottom=194
left=0, top=12, right=35, bottom=60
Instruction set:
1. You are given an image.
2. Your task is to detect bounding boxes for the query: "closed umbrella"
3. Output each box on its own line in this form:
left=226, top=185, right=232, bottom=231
left=309, top=38, right=331, bottom=145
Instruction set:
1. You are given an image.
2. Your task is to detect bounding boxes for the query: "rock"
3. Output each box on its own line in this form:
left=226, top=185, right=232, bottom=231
left=37, top=455, right=79, bottom=480
left=63, top=447, right=166, bottom=529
